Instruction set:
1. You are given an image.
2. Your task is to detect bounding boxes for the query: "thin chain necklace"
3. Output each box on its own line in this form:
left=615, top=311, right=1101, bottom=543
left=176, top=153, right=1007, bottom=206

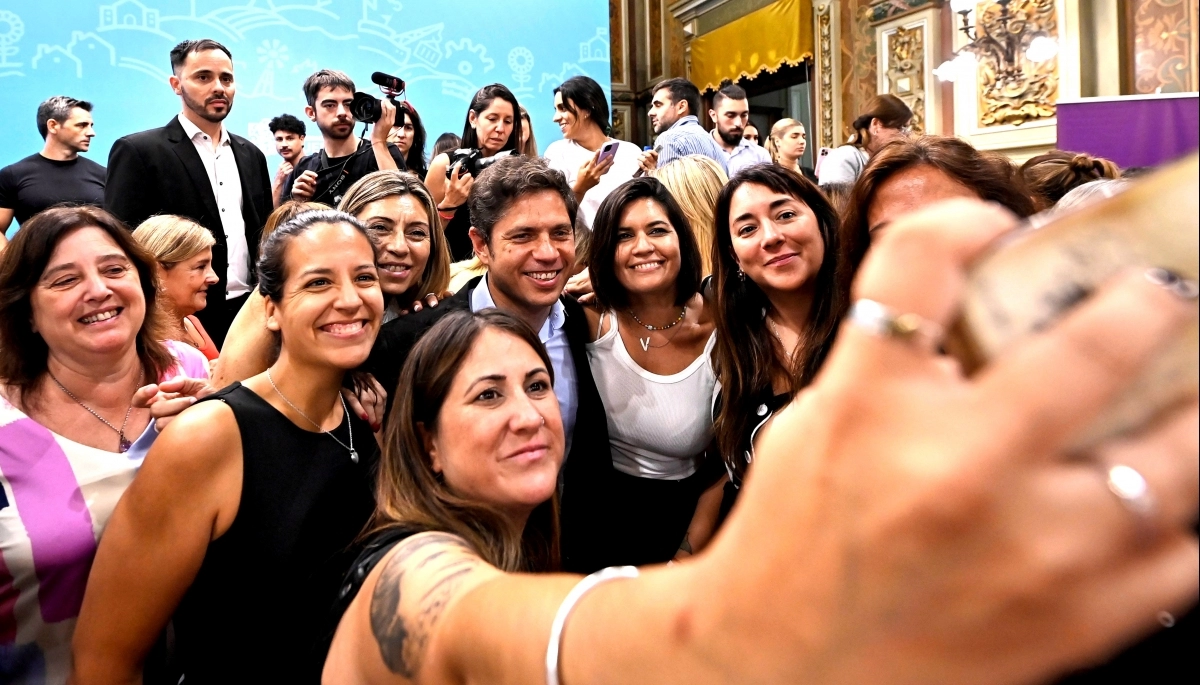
left=627, top=306, right=687, bottom=352
left=266, top=368, right=358, bottom=464
left=767, top=315, right=798, bottom=359
left=49, top=369, right=143, bottom=453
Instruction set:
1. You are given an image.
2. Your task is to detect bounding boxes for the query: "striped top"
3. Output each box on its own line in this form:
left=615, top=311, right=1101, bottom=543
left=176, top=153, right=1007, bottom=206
left=0, top=341, right=208, bottom=684
left=654, top=116, right=730, bottom=174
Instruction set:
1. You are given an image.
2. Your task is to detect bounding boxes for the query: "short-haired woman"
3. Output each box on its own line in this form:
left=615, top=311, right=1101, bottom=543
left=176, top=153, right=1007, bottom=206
left=582, top=177, right=721, bottom=565
left=545, top=75, right=641, bottom=228
left=72, top=210, right=384, bottom=682
left=765, top=118, right=816, bottom=182
left=818, top=93, right=912, bottom=186
left=132, top=215, right=220, bottom=361
left=649, top=154, right=728, bottom=275
left=840, top=135, right=1035, bottom=282
left=427, top=84, right=522, bottom=260
left=710, top=165, right=846, bottom=520
left=0, top=207, right=208, bottom=683
left=213, top=173, right=450, bottom=390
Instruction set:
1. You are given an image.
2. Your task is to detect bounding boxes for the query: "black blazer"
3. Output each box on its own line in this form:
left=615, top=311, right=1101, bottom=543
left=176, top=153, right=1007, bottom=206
left=104, top=116, right=273, bottom=309
left=366, top=276, right=616, bottom=573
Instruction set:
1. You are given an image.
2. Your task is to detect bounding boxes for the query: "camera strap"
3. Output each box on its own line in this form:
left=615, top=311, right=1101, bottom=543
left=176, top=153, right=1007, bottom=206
left=313, top=141, right=370, bottom=205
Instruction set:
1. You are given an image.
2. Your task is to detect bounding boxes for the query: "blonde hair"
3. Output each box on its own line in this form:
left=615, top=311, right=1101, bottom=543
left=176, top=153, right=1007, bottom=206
left=765, top=118, right=804, bottom=165
left=338, top=170, right=451, bottom=299
left=260, top=201, right=327, bottom=250
left=649, top=155, right=728, bottom=274
left=132, top=215, right=215, bottom=268
left=519, top=105, right=538, bottom=157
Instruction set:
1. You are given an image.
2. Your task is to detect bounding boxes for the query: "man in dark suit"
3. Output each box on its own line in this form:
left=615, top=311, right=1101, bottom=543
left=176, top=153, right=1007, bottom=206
left=104, top=39, right=272, bottom=347
left=368, top=156, right=615, bottom=573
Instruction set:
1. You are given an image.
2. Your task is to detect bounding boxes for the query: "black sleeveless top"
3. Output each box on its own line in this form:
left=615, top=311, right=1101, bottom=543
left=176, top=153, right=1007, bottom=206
left=172, top=383, right=379, bottom=684
left=444, top=205, right=474, bottom=261
left=330, top=525, right=429, bottom=624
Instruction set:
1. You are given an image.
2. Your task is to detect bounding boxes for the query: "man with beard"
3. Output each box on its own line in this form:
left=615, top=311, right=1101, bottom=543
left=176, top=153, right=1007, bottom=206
left=104, top=39, right=272, bottom=347
left=0, top=96, right=106, bottom=246
left=279, top=69, right=404, bottom=206
left=635, top=77, right=728, bottom=175
left=708, top=84, right=771, bottom=176
left=269, top=113, right=307, bottom=208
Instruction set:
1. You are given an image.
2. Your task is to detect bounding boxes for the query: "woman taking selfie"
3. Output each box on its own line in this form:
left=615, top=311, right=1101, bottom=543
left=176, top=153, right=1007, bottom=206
left=132, top=215, right=221, bottom=362
left=71, top=210, right=384, bottom=683
left=213, top=172, right=450, bottom=389
left=0, top=207, right=208, bottom=683
left=319, top=202, right=1199, bottom=685
left=426, top=84, right=522, bottom=260
left=583, top=177, right=721, bottom=565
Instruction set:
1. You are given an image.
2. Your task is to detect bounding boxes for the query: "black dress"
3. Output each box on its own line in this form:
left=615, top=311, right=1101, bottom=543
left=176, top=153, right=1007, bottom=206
left=171, top=383, right=379, bottom=684
left=444, top=205, right=475, bottom=261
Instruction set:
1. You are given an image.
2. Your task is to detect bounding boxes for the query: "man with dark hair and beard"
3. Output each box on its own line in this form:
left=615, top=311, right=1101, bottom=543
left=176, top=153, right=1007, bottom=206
left=279, top=69, right=405, bottom=206
left=104, top=38, right=272, bottom=347
left=708, top=84, right=770, bottom=176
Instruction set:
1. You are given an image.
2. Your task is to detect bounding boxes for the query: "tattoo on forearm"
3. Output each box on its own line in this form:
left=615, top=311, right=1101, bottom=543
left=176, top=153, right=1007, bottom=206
left=369, top=533, right=484, bottom=678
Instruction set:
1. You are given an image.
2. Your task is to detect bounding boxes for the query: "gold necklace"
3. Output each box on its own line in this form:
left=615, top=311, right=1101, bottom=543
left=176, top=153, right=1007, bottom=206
left=627, top=306, right=687, bottom=351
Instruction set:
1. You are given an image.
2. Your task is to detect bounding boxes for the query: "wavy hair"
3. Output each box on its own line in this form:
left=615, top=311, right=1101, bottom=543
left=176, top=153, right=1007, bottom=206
left=132, top=214, right=215, bottom=267
left=1020, top=150, right=1121, bottom=210
left=710, top=166, right=845, bottom=481
left=0, top=206, right=174, bottom=404
left=648, top=155, right=728, bottom=275
left=337, top=170, right=451, bottom=301
left=370, top=309, right=560, bottom=572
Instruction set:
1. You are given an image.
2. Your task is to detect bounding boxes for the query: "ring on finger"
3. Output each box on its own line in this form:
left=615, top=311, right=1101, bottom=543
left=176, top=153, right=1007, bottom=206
left=848, top=299, right=944, bottom=349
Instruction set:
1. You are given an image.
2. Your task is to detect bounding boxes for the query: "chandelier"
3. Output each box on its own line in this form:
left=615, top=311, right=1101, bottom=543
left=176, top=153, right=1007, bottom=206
left=935, top=0, right=1058, bottom=82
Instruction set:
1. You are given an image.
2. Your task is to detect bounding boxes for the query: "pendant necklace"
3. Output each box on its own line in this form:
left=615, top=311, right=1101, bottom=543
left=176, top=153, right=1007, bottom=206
left=627, top=306, right=687, bottom=351
left=49, top=369, right=144, bottom=453
left=267, top=368, right=358, bottom=464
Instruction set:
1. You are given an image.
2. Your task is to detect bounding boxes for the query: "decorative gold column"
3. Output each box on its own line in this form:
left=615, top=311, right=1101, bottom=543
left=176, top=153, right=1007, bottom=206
left=813, top=0, right=843, bottom=149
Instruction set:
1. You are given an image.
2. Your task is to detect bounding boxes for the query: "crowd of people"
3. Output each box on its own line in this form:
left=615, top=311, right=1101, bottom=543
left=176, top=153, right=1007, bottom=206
left=0, top=37, right=1195, bottom=685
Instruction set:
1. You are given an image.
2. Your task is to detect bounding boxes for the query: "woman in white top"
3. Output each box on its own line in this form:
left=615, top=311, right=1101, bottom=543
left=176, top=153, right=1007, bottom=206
left=584, top=177, right=723, bottom=566
left=544, top=75, right=641, bottom=228
left=818, top=93, right=912, bottom=186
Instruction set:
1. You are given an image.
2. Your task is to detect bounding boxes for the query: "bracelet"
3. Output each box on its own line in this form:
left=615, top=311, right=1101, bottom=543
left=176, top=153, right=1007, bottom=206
left=545, top=565, right=639, bottom=685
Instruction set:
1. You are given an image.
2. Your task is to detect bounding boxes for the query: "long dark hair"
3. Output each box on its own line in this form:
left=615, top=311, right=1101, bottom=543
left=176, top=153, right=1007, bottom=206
left=847, top=94, right=912, bottom=149
left=400, top=102, right=428, bottom=177
left=588, top=177, right=701, bottom=310
left=460, top=84, right=522, bottom=153
left=370, top=310, right=560, bottom=572
left=841, top=135, right=1036, bottom=284
left=710, top=166, right=845, bottom=481
left=553, top=75, right=611, bottom=136
left=0, top=206, right=174, bottom=404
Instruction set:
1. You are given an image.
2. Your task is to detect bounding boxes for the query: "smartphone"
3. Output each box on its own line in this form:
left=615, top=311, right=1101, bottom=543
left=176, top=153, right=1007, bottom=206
left=948, top=153, right=1199, bottom=450
left=596, top=140, right=620, bottom=166
left=814, top=147, right=832, bottom=179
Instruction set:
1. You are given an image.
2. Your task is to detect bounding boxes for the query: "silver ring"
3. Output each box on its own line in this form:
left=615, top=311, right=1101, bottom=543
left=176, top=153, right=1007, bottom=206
left=1106, top=464, right=1157, bottom=520
left=848, top=299, right=944, bottom=347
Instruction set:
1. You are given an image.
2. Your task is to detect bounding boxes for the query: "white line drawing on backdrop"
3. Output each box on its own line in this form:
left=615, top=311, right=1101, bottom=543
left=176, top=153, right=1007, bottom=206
left=152, top=0, right=355, bottom=44
left=33, top=31, right=116, bottom=80
left=248, top=38, right=292, bottom=101
left=0, top=10, right=24, bottom=78
left=538, top=27, right=608, bottom=92
left=98, top=0, right=176, bottom=42
left=508, top=47, right=534, bottom=96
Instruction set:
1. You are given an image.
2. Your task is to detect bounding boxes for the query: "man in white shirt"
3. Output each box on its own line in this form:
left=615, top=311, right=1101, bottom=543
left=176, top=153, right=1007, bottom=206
left=708, top=84, right=771, bottom=177
left=105, top=39, right=272, bottom=346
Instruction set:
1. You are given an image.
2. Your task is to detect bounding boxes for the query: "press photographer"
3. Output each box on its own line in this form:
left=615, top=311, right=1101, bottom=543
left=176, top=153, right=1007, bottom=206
left=282, top=69, right=408, bottom=206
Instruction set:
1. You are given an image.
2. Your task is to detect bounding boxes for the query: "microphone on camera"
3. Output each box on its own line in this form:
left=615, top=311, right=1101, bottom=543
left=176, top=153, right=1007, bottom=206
left=371, top=72, right=405, bottom=93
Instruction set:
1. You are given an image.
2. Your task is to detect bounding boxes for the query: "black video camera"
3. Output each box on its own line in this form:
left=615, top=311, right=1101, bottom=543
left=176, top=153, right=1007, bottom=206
left=445, top=149, right=519, bottom=179
left=350, top=71, right=408, bottom=126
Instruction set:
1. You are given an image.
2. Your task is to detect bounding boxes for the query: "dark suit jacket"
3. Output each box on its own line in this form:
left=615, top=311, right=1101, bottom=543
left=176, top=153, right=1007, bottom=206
left=104, top=117, right=272, bottom=333
left=366, top=276, right=616, bottom=573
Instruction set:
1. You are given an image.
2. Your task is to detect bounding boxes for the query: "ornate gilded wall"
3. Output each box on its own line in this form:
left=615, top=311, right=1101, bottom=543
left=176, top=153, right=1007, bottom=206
left=973, top=0, right=1059, bottom=127
left=883, top=25, right=927, bottom=133
left=1130, top=0, right=1199, bottom=93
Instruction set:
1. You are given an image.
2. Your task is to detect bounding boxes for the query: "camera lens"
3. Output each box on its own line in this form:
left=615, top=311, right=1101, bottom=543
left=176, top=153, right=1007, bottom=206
left=350, top=92, right=381, bottom=123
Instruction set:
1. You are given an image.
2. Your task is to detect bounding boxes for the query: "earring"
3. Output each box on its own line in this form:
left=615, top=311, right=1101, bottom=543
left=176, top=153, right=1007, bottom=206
left=737, top=268, right=746, bottom=282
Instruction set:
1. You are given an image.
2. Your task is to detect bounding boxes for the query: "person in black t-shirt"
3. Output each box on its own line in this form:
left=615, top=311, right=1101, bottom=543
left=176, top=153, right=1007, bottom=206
left=281, top=69, right=405, bottom=207
left=0, top=96, right=105, bottom=243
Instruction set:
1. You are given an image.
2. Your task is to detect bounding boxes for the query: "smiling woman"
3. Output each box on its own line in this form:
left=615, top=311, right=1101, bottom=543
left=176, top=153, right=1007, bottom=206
left=71, top=210, right=385, bottom=683
left=0, top=206, right=209, bottom=683
left=133, top=215, right=220, bottom=362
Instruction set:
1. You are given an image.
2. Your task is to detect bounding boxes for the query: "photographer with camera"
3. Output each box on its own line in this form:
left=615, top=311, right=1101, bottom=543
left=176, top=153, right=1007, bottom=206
left=426, top=83, right=523, bottom=261
left=281, top=70, right=407, bottom=207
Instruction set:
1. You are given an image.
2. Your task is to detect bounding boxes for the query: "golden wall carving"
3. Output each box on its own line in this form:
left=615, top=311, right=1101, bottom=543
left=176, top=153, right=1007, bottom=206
left=840, top=0, right=878, bottom=141
left=974, top=0, right=1059, bottom=127
left=1130, top=0, right=1199, bottom=93
left=885, top=26, right=926, bottom=133
left=610, top=0, right=626, bottom=87
left=649, top=0, right=664, bottom=80
left=817, top=2, right=836, bottom=147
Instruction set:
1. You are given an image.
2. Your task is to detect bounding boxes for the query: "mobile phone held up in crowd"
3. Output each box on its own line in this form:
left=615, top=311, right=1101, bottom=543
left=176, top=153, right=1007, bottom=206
left=596, top=140, right=620, bottom=166
left=632, top=145, right=657, bottom=178
left=947, top=153, right=1199, bottom=450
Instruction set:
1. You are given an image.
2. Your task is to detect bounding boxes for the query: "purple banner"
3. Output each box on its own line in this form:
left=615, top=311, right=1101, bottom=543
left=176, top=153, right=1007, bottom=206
left=1056, top=94, right=1199, bottom=168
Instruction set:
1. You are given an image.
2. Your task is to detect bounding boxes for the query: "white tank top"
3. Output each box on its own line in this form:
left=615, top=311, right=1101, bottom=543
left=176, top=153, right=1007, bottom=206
left=586, top=311, right=717, bottom=480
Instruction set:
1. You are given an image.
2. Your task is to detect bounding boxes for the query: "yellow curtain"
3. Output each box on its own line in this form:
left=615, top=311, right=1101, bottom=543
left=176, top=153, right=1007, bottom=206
left=689, top=0, right=813, bottom=92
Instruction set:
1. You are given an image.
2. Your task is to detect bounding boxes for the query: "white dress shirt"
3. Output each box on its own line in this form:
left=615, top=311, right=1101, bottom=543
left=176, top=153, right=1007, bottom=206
left=177, top=114, right=250, bottom=298
left=470, top=276, right=578, bottom=457
left=718, top=133, right=773, bottom=177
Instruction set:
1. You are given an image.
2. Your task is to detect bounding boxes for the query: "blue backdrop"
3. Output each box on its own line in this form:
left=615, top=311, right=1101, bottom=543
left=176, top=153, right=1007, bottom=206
left=0, top=0, right=612, bottom=234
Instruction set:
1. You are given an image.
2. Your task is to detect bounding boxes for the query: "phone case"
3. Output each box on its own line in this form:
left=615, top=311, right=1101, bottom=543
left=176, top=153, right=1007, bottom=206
left=948, top=153, right=1199, bottom=450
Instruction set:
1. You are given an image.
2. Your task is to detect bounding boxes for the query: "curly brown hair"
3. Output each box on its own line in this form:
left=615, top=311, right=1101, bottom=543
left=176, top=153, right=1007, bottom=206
left=1020, top=150, right=1121, bottom=210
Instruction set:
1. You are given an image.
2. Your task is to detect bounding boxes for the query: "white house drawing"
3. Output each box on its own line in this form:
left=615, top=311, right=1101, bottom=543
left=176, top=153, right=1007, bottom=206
left=579, top=28, right=608, bottom=63
left=99, top=0, right=160, bottom=32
